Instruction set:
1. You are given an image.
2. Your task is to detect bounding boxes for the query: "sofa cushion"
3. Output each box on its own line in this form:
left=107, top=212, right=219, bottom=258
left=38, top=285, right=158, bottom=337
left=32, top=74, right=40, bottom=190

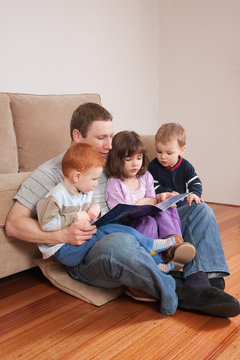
left=9, top=93, right=101, bottom=172
left=0, top=172, right=31, bottom=227
left=140, top=135, right=156, bottom=162
left=0, top=94, right=18, bottom=173
left=0, top=229, right=40, bottom=278
left=34, top=257, right=124, bottom=306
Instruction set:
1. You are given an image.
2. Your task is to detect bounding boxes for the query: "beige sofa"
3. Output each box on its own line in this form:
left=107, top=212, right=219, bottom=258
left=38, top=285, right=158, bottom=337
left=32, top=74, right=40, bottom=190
left=0, top=92, right=156, bottom=305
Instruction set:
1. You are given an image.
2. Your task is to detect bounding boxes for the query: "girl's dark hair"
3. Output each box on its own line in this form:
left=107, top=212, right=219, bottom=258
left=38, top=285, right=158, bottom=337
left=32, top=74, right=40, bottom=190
left=105, top=131, right=148, bottom=179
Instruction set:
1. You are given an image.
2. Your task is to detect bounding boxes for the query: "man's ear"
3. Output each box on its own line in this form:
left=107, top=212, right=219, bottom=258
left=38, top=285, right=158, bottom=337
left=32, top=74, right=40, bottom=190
left=72, top=129, right=84, bottom=144
left=72, top=171, right=81, bottom=183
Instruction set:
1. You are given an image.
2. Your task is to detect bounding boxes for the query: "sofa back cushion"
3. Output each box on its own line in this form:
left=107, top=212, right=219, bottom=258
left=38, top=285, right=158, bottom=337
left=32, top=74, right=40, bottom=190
left=9, top=93, right=101, bottom=172
left=140, top=135, right=156, bottom=162
left=0, top=94, right=18, bottom=173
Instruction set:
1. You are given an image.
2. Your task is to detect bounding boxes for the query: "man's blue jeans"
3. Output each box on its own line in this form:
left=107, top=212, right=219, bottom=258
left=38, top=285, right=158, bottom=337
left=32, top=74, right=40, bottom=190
left=177, top=202, right=229, bottom=278
left=66, top=203, right=229, bottom=316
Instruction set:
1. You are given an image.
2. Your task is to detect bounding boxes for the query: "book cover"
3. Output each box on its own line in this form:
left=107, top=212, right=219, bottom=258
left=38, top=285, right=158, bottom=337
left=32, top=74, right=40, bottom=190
left=94, top=193, right=191, bottom=228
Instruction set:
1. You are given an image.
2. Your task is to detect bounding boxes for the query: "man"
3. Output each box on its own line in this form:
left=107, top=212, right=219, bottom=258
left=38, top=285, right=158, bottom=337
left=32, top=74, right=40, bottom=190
left=6, top=103, right=239, bottom=317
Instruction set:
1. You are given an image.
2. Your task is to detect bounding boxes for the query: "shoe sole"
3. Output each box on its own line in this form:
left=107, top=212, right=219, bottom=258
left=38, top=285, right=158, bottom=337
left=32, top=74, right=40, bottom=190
left=171, top=243, right=196, bottom=270
left=178, top=302, right=240, bottom=318
left=125, top=289, right=157, bottom=302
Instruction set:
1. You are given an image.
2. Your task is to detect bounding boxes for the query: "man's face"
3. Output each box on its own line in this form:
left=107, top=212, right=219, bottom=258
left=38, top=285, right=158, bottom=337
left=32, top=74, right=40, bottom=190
left=75, top=120, right=114, bottom=158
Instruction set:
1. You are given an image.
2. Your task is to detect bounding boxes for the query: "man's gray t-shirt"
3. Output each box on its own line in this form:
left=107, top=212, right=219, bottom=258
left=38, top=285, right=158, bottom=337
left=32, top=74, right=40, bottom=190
left=14, top=153, right=109, bottom=216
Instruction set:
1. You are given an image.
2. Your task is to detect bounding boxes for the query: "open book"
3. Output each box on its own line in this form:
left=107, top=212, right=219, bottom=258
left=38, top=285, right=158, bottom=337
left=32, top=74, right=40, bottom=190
left=94, top=193, right=191, bottom=228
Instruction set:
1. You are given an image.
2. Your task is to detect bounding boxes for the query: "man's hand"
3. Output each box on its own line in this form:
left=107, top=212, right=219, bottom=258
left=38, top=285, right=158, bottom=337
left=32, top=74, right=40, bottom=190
left=62, top=221, right=97, bottom=245
left=187, top=193, right=204, bottom=206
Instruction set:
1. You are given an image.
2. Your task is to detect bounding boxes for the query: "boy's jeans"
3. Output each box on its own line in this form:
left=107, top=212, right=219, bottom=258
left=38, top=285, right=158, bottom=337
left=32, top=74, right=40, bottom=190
left=66, top=203, right=229, bottom=315
left=56, top=223, right=176, bottom=268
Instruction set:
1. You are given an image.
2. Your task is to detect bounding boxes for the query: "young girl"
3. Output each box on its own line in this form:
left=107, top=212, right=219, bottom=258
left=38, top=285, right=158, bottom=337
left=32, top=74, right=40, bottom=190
left=105, top=131, right=195, bottom=269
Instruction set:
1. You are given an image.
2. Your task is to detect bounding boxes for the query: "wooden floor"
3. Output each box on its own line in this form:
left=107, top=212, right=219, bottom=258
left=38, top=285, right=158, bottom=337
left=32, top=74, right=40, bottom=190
left=0, top=203, right=239, bottom=360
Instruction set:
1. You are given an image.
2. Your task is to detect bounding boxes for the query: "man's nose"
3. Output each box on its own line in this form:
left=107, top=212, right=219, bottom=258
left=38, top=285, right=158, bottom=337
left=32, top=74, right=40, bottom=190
left=104, top=138, right=112, bottom=149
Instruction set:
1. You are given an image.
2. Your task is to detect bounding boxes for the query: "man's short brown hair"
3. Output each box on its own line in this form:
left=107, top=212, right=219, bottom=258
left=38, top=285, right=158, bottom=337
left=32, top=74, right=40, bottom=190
left=70, top=102, right=112, bottom=140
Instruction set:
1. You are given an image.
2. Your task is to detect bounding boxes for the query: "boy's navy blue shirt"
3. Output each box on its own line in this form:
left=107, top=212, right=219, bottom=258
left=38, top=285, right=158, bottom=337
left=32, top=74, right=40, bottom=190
left=148, top=157, right=202, bottom=207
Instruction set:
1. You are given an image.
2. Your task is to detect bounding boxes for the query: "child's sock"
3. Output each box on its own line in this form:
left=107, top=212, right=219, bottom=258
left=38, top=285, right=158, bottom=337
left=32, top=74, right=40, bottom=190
left=157, top=263, right=175, bottom=273
left=150, top=238, right=176, bottom=273
left=184, top=271, right=211, bottom=290
left=152, top=237, right=176, bottom=254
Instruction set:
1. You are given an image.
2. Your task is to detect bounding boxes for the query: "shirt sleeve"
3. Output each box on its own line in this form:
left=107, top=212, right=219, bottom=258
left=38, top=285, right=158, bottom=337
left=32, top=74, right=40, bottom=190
left=184, top=161, right=202, bottom=197
left=105, top=178, right=126, bottom=209
left=36, top=195, right=78, bottom=231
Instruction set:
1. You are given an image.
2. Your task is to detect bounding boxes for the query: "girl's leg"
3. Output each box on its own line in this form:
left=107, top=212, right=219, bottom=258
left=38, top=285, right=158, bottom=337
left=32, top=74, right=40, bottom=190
left=130, top=216, right=159, bottom=238
left=152, top=208, right=182, bottom=238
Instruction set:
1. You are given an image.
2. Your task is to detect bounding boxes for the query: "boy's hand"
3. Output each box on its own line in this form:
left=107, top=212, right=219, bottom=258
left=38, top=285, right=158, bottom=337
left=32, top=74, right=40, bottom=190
left=77, top=211, right=91, bottom=223
left=88, top=203, right=101, bottom=221
left=187, top=194, right=204, bottom=206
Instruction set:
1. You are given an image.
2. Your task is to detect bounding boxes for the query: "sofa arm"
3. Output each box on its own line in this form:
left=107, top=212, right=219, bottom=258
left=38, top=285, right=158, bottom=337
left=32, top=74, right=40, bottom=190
left=0, top=172, right=31, bottom=226
left=0, top=172, right=41, bottom=278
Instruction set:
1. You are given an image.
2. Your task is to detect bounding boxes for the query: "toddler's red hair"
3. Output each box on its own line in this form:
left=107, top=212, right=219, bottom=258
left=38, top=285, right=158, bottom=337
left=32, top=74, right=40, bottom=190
left=62, top=143, right=105, bottom=177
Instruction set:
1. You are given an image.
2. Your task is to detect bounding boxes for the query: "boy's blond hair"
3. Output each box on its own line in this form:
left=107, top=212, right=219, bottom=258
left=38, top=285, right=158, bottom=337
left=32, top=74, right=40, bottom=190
left=155, top=123, right=186, bottom=147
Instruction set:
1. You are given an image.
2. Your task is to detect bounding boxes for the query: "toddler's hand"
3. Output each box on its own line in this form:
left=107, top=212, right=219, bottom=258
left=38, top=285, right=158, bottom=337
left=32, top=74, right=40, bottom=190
left=77, top=211, right=91, bottom=223
left=187, top=194, right=204, bottom=206
left=88, top=203, right=101, bottom=221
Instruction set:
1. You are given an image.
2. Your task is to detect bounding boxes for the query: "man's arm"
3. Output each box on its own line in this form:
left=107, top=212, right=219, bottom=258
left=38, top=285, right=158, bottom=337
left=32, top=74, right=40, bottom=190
left=5, top=201, right=97, bottom=245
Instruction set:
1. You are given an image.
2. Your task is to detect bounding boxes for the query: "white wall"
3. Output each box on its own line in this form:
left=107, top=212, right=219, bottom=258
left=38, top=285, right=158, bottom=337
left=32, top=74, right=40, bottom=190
left=159, top=0, right=240, bottom=205
left=0, top=0, right=160, bottom=134
left=0, top=0, right=239, bottom=205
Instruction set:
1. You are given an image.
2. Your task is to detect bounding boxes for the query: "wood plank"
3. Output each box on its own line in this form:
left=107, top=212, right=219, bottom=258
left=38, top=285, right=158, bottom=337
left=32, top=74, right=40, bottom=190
left=212, top=334, right=240, bottom=359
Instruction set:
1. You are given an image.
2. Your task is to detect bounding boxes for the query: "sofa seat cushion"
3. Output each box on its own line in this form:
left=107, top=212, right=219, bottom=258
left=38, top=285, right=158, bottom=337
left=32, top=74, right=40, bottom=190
left=34, top=257, right=124, bottom=306
left=0, top=94, right=18, bottom=173
left=9, top=93, right=101, bottom=172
